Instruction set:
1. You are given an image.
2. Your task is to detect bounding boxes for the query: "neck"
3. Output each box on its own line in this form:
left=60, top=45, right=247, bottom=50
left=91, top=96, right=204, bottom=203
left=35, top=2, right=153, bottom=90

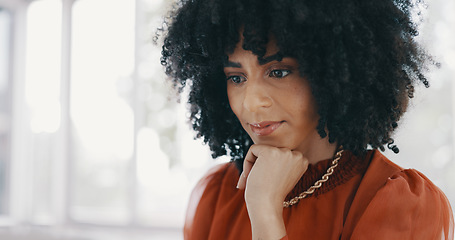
left=299, top=135, right=338, bottom=165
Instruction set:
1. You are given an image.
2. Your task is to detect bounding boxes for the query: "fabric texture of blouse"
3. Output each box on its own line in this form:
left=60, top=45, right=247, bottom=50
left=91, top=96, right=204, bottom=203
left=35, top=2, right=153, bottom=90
left=184, top=150, right=454, bottom=240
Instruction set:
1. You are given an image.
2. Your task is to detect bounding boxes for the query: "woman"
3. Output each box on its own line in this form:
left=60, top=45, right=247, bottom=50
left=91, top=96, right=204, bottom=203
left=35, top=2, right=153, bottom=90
left=159, top=0, right=454, bottom=239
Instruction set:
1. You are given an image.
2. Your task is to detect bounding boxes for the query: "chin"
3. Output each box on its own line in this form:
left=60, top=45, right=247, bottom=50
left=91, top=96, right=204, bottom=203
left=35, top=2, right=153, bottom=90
left=251, top=138, right=291, bottom=148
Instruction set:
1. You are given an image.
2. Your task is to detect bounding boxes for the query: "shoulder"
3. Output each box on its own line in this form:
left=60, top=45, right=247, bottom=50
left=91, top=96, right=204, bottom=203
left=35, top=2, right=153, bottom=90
left=191, top=162, right=239, bottom=198
left=368, top=151, right=449, bottom=208
left=184, top=162, right=240, bottom=239
left=186, top=162, right=238, bottom=215
left=347, top=151, right=454, bottom=240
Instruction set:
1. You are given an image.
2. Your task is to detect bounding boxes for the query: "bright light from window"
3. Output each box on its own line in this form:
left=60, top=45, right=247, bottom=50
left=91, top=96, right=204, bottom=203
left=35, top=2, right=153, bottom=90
left=70, top=0, right=135, bottom=224
left=137, top=127, right=170, bottom=187
left=25, top=0, right=62, bottom=134
left=71, top=0, right=135, bottom=161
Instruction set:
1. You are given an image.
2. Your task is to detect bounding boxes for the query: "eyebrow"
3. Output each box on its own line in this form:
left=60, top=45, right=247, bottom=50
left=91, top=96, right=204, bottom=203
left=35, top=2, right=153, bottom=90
left=223, top=52, right=285, bottom=68
left=224, top=61, right=242, bottom=68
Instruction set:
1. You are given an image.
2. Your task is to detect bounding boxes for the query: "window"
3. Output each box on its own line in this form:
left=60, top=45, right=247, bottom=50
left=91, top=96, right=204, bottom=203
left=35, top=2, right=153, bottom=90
left=24, top=0, right=62, bottom=224
left=1, top=0, right=220, bottom=238
left=69, top=0, right=135, bottom=225
left=0, top=6, right=12, bottom=216
left=67, top=0, right=223, bottom=229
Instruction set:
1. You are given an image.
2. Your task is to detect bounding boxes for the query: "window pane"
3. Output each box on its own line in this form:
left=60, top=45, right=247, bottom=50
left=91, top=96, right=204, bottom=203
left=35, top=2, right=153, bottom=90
left=0, top=7, right=12, bottom=215
left=70, top=0, right=135, bottom=224
left=26, top=0, right=62, bottom=134
left=24, top=0, right=62, bottom=224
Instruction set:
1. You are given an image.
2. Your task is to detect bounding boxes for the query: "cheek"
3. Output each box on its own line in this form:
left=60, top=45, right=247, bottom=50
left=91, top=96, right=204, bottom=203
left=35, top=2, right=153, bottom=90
left=300, top=99, right=319, bottom=128
left=227, top=86, right=241, bottom=117
left=298, top=94, right=317, bottom=114
left=292, top=86, right=319, bottom=124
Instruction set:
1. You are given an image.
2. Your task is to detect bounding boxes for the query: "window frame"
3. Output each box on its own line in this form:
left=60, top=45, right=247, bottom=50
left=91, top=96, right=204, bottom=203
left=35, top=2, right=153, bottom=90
left=0, top=1, right=13, bottom=220
left=0, top=0, right=27, bottom=226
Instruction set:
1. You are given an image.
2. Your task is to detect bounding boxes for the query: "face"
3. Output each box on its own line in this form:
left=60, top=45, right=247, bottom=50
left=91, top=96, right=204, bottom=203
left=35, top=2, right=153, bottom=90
left=224, top=39, right=325, bottom=156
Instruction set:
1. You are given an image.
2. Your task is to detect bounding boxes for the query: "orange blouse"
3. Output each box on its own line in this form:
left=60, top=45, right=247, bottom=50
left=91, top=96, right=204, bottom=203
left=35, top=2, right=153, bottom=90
left=184, top=150, right=454, bottom=239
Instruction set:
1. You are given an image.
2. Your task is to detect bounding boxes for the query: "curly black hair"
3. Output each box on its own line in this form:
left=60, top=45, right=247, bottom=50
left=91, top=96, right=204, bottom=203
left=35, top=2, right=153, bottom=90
left=159, top=0, right=436, bottom=171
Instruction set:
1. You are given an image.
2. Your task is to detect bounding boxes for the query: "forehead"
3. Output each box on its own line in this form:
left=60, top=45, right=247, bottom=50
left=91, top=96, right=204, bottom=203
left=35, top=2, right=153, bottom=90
left=264, top=36, right=280, bottom=56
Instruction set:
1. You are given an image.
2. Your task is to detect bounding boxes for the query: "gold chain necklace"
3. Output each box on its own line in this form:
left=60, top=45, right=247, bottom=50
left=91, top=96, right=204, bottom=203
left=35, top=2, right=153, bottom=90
left=283, top=148, right=344, bottom=208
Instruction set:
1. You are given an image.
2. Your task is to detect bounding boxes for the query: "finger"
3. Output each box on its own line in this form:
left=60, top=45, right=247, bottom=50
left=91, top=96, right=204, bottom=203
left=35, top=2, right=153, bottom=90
left=236, top=147, right=256, bottom=189
left=236, top=171, right=246, bottom=189
left=237, top=145, right=267, bottom=189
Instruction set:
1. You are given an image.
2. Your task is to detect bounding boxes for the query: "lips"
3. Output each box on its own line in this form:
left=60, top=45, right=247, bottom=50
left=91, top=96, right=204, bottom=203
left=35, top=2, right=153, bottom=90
left=249, top=121, right=284, bottom=136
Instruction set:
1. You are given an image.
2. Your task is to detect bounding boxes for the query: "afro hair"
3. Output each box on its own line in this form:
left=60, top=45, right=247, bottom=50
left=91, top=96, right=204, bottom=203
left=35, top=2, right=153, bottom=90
left=159, top=0, right=436, bottom=171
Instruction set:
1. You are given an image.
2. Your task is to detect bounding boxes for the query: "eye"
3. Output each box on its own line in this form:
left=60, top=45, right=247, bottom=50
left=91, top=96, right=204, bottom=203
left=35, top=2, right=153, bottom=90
left=269, top=69, right=291, bottom=78
left=226, top=75, right=246, bottom=84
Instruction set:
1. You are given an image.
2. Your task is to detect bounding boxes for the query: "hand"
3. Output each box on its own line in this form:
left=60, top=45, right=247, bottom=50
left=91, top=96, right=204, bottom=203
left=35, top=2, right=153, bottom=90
left=236, top=144, right=309, bottom=239
left=237, top=144, right=309, bottom=206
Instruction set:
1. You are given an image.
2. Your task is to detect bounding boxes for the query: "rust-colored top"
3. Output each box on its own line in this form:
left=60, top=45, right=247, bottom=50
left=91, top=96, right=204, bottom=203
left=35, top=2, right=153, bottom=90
left=184, top=150, right=454, bottom=240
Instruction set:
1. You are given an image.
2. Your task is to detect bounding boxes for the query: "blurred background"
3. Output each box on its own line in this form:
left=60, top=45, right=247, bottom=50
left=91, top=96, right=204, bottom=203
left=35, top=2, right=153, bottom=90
left=0, top=0, right=453, bottom=239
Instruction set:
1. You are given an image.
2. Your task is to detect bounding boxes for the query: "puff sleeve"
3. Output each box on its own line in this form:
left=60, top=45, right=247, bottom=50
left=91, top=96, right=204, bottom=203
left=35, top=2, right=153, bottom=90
left=183, top=164, right=228, bottom=240
left=350, top=169, right=454, bottom=240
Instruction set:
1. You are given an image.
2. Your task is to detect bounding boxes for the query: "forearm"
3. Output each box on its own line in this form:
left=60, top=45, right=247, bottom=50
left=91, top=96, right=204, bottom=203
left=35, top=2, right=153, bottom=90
left=247, top=201, right=287, bottom=240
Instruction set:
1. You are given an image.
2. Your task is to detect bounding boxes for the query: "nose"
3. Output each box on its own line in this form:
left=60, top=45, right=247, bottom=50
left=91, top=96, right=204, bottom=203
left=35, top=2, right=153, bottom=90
left=242, top=80, right=273, bottom=112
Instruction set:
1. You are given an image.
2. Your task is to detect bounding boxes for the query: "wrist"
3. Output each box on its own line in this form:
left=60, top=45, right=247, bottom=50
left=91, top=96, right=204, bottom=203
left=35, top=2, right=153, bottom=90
left=245, top=189, right=284, bottom=209
left=246, top=197, right=283, bottom=216
left=246, top=200, right=286, bottom=239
